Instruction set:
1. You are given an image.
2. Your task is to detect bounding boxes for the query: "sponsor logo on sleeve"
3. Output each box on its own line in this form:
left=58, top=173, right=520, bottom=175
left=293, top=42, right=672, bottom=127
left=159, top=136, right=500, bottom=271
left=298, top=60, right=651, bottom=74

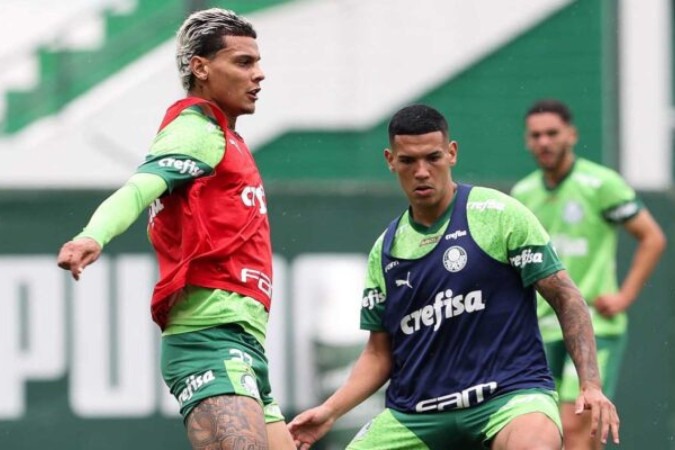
left=158, top=157, right=205, bottom=177
left=362, top=288, right=385, bottom=310
left=509, top=249, right=543, bottom=268
left=605, top=201, right=639, bottom=222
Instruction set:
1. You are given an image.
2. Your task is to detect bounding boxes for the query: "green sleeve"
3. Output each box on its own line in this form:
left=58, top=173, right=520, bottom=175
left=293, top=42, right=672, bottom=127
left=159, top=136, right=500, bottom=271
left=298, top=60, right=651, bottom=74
left=468, top=187, right=564, bottom=286
left=598, top=169, right=642, bottom=223
left=74, top=173, right=167, bottom=248
left=360, top=233, right=387, bottom=331
left=136, top=107, right=225, bottom=192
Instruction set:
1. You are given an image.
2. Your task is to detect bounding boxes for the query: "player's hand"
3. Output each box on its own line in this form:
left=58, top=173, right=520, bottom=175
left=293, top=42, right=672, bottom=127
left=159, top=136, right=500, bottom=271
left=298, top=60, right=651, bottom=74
left=594, top=292, right=631, bottom=317
left=288, top=405, right=336, bottom=450
left=57, top=238, right=102, bottom=281
left=575, top=382, right=620, bottom=445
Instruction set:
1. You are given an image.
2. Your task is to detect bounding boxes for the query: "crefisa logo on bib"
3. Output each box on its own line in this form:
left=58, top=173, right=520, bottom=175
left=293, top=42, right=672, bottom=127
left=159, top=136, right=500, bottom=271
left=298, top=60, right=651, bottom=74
left=443, top=246, right=467, bottom=272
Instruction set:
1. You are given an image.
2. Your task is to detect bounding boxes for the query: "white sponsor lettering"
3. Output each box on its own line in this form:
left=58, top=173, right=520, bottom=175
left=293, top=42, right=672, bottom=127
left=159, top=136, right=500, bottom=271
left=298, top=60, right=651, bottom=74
left=415, top=381, right=498, bottom=411
left=400, top=289, right=485, bottom=334
left=148, top=198, right=164, bottom=225
left=509, top=248, right=544, bottom=268
left=573, top=173, right=602, bottom=188
left=362, top=288, right=386, bottom=310
left=467, top=200, right=505, bottom=211
left=384, top=261, right=399, bottom=273
left=444, top=230, right=467, bottom=240
left=158, top=157, right=205, bottom=177
left=241, top=185, right=268, bottom=214
left=241, top=268, right=272, bottom=299
left=177, top=371, right=216, bottom=405
left=551, top=234, right=588, bottom=257
left=606, top=201, right=639, bottom=222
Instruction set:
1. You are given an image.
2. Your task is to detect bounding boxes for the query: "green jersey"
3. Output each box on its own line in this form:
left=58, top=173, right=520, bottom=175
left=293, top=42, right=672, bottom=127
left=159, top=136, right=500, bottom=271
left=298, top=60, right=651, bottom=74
left=361, top=186, right=563, bottom=330
left=511, top=158, right=641, bottom=341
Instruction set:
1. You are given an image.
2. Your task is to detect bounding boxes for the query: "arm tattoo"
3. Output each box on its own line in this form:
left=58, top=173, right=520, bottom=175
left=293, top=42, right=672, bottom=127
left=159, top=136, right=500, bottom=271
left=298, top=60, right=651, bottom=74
left=535, top=271, right=601, bottom=385
left=186, top=395, right=268, bottom=450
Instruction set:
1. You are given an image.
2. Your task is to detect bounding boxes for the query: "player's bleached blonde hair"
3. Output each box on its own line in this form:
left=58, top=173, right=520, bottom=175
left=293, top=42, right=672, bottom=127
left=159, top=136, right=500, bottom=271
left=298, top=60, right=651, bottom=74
left=176, top=8, right=256, bottom=91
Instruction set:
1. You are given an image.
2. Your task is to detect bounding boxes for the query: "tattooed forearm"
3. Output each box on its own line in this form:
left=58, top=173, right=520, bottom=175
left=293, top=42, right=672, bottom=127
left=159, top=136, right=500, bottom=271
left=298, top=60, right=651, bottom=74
left=535, top=270, right=601, bottom=386
left=186, top=395, right=268, bottom=450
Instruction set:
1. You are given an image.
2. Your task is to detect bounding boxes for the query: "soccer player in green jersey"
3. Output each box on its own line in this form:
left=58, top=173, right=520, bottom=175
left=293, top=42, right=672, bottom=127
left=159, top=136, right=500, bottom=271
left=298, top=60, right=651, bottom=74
left=511, top=99, right=667, bottom=450
left=57, top=8, right=296, bottom=450
left=289, top=104, right=619, bottom=450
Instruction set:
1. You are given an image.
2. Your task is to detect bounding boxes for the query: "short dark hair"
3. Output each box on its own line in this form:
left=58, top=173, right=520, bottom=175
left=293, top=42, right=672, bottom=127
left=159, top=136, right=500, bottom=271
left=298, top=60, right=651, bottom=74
left=388, top=104, right=449, bottom=143
left=525, top=99, right=573, bottom=124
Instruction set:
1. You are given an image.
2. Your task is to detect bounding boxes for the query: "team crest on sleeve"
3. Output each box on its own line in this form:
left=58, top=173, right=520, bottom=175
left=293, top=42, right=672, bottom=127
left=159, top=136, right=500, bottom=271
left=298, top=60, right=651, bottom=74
left=442, top=246, right=467, bottom=272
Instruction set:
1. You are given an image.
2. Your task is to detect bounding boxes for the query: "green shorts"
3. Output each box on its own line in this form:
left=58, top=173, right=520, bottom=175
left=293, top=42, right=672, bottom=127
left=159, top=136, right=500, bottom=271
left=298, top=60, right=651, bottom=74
left=347, top=389, right=561, bottom=450
left=160, top=323, right=285, bottom=423
left=544, top=334, right=627, bottom=402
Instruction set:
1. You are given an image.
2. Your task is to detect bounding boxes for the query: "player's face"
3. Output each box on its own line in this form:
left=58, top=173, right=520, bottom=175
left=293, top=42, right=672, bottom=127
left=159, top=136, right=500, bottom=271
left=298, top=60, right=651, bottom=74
left=525, top=112, right=576, bottom=171
left=386, top=131, right=457, bottom=217
left=195, top=35, right=264, bottom=120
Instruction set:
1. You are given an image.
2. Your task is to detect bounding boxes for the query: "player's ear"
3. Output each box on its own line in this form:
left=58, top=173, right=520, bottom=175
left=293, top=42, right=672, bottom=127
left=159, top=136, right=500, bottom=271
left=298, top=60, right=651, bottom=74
left=569, top=125, right=578, bottom=146
left=190, top=56, right=209, bottom=82
left=384, top=148, right=395, bottom=172
left=448, top=141, right=458, bottom=167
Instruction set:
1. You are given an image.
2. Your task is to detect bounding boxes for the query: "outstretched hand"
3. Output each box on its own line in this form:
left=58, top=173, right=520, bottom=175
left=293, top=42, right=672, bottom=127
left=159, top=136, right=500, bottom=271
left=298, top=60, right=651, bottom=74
left=57, top=238, right=102, bottom=280
left=288, top=405, right=336, bottom=450
left=575, top=382, right=620, bottom=445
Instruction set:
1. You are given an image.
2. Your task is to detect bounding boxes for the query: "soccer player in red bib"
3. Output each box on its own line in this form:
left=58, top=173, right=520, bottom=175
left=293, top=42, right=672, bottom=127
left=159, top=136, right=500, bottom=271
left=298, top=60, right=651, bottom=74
left=57, top=8, right=295, bottom=450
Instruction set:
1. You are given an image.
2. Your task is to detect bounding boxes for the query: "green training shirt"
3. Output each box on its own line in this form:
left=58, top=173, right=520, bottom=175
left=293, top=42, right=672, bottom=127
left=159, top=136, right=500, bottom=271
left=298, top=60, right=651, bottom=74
left=511, top=158, right=641, bottom=341
left=361, top=186, right=563, bottom=331
left=77, top=106, right=268, bottom=342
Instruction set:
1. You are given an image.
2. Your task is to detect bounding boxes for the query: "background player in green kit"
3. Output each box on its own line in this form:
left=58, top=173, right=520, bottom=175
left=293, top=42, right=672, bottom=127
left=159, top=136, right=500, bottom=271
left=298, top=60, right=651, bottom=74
left=511, top=99, right=667, bottom=450
left=56, top=8, right=296, bottom=450
left=289, top=105, right=620, bottom=450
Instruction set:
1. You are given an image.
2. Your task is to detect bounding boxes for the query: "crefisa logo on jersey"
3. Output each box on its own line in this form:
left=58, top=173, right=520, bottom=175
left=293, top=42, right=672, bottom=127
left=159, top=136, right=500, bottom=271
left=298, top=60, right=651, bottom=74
left=563, top=201, right=584, bottom=224
left=442, top=246, right=467, bottom=272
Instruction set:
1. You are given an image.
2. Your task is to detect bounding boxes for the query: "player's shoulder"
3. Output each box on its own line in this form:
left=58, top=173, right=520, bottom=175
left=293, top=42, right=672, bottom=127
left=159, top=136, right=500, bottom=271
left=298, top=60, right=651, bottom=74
left=571, top=158, right=626, bottom=187
left=510, top=170, right=542, bottom=197
left=467, top=185, right=526, bottom=212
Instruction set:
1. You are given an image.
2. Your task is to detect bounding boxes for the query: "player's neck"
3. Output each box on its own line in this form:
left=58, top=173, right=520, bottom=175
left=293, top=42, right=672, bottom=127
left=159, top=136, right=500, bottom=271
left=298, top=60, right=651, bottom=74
left=410, top=183, right=456, bottom=227
left=543, top=153, right=575, bottom=188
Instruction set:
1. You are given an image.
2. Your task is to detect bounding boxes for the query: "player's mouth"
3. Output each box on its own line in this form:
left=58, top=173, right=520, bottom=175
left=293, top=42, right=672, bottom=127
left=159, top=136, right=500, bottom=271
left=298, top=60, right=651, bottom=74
left=414, top=186, right=434, bottom=197
left=247, top=88, right=261, bottom=101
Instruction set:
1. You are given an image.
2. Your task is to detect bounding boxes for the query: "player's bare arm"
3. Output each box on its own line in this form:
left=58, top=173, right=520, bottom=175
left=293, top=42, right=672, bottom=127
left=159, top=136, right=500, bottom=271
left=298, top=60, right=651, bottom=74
left=289, top=331, right=392, bottom=449
left=535, top=270, right=620, bottom=444
left=535, top=270, right=599, bottom=385
left=595, top=209, right=667, bottom=317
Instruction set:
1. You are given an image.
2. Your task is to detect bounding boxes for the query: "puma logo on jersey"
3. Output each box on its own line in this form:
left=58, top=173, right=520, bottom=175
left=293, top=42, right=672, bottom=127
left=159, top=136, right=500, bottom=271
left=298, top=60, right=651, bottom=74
left=395, top=272, right=413, bottom=289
